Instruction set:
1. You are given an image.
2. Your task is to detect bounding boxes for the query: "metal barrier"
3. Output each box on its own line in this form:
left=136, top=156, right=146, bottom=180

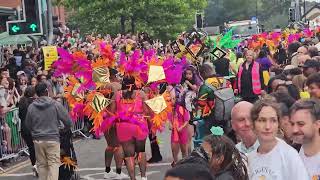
left=0, top=100, right=89, bottom=172
left=0, top=108, right=29, bottom=172
left=71, top=117, right=90, bottom=138
left=62, top=98, right=89, bottom=138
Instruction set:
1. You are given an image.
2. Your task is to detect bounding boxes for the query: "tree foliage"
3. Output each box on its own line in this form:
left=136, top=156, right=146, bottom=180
left=62, top=0, right=208, bottom=41
left=205, top=0, right=291, bottom=30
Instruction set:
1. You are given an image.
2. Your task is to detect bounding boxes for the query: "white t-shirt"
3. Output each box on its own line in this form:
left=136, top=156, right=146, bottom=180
left=248, top=138, right=309, bottom=180
left=299, top=146, right=320, bottom=179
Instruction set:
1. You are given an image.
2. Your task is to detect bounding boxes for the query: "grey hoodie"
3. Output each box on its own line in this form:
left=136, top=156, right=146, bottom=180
left=25, top=96, right=72, bottom=142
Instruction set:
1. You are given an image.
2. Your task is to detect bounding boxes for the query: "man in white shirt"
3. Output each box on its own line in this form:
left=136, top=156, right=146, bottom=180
left=231, top=101, right=259, bottom=155
left=290, top=99, right=320, bottom=179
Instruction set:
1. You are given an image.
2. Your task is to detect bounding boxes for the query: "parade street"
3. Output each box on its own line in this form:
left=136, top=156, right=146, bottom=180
left=0, top=128, right=173, bottom=180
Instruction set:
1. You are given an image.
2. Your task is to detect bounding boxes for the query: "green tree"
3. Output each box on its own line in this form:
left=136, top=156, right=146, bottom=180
left=62, top=0, right=208, bottom=41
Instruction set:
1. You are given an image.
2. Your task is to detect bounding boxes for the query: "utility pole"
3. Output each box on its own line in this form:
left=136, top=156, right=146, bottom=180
left=47, top=0, right=54, bottom=45
left=295, top=0, right=301, bottom=21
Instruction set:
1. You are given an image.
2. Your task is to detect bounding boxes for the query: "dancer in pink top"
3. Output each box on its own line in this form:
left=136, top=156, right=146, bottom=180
left=109, top=76, right=149, bottom=180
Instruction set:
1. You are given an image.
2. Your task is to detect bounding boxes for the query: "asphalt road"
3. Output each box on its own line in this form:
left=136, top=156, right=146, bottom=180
left=0, top=128, right=175, bottom=180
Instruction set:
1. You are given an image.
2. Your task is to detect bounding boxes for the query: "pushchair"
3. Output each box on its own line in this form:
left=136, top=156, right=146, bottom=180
left=59, top=129, right=79, bottom=180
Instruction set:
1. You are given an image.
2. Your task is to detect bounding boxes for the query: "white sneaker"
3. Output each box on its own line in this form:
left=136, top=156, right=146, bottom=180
left=141, top=177, right=147, bottom=180
left=104, top=170, right=118, bottom=179
left=114, top=172, right=129, bottom=179
left=32, top=165, right=38, bottom=177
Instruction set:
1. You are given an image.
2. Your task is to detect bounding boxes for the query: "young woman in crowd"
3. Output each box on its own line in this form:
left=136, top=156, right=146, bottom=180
left=30, top=77, right=38, bottom=87
left=16, top=75, right=28, bottom=96
left=201, top=130, right=248, bottom=180
left=248, top=98, right=309, bottom=179
left=306, top=72, right=320, bottom=99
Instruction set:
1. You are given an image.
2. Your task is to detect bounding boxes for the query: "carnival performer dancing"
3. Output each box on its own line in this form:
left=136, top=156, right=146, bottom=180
left=103, top=68, right=128, bottom=179
left=109, top=75, right=150, bottom=180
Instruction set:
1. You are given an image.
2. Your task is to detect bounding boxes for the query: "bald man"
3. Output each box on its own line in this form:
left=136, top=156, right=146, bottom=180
left=231, top=101, right=259, bottom=154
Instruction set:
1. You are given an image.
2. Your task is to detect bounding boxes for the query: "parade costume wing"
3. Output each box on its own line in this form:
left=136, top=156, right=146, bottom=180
left=145, top=91, right=172, bottom=133
left=83, top=91, right=112, bottom=135
left=91, top=59, right=110, bottom=88
left=162, top=56, right=187, bottom=85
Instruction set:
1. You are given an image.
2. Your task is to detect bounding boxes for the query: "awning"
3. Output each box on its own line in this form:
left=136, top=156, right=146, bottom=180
left=0, top=6, right=15, bottom=16
left=0, top=32, right=39, bottom=45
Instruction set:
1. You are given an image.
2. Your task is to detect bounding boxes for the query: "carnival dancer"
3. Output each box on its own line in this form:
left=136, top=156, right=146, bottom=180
left=144, top=84, right=165, bottom=164
left=169, top=83, right=189, bottom=167
left=170, top=66, right=201, bottom=162
left=103, top=68, right=128, bottom=179
left=109, top=75, right=150, bottom=180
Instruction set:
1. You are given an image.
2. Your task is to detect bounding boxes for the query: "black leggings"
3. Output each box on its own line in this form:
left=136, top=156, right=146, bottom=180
left=121, top=139, right=146, bottom=157
left=21, top=131, right=36, bottom=166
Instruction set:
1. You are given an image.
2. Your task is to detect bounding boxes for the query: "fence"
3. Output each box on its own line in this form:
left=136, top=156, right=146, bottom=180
left=71, top=117, right=89, bottom=138
left=62, top=99, right=89, bottom=139
left=0, top=103, right=88, bottom=172
left=0, top=108, right=28, bottom=172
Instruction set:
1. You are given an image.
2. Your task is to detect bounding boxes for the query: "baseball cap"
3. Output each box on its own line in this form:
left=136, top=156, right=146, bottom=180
left=299, top=59, right=320, bottom=68
left=17, top=71, right=26, bottom=76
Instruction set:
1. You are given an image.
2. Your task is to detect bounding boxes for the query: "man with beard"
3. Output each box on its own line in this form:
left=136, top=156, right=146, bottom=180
left=290, top=99, right=320, bottom=179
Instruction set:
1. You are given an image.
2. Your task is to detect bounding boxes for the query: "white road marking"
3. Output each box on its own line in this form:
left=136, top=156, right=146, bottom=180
left=0, top=163, right=170, bottom=177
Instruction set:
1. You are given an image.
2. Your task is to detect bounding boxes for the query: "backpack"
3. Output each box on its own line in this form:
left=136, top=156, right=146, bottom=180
left=205, top=78, right=235, bottom=122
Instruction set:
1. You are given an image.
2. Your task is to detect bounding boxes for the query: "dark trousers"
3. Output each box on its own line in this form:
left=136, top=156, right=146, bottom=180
left=148, top=133, right=162, bottom=159
left=21, top=131, right=36, bottom=166
left=241, top=96, right=259, bottom=104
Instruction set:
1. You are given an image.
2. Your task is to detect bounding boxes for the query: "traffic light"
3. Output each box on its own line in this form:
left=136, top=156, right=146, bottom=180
left=196, top=13, right=203, bottom=29
left=289, top=8, right=295, bottom=22
left=8, top=22, right=40, bottom=35
left=6, top=0, right=43, bottom=35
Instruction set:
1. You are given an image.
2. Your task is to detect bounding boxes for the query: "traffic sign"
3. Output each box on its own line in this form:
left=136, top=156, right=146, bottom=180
left=29, top=23, right=37, bottom=32
left=11, top=25, right=20, bottom=33
left=7, top=22, right=41, bottom=35
left=6, top=0, right=43, bottom=35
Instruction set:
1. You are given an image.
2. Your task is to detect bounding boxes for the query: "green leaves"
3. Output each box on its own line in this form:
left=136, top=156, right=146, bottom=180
left=64, top=0, right=208, bottom=41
